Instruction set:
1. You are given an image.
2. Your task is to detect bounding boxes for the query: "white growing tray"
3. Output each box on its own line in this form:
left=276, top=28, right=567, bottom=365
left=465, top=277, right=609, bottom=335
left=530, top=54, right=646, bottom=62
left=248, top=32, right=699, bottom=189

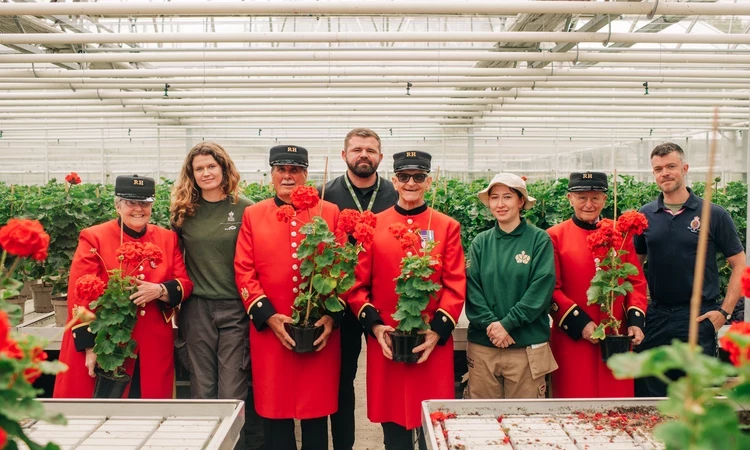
left=17, top=399, right=244, bottom=450
left=422, top=398, right=665, bottom=450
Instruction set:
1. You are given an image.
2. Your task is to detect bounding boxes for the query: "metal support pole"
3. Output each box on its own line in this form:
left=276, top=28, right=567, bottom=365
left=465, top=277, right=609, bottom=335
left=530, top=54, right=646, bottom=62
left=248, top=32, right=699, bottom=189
left=467, top=127, right=475, bottom=180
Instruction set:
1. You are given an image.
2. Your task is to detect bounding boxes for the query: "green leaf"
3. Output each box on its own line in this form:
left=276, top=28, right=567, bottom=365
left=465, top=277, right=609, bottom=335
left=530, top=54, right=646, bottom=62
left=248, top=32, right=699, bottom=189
left=324, top=296, right=344, bottom=313
left=314, top=248, right=335, bottom=267
left=590, top=324, right=606, bottom=340
left=299, top=258, right=315, bottom=277
left=312, top=274, right=337, bottom=295
left=622, top=262, right=640, bottom=277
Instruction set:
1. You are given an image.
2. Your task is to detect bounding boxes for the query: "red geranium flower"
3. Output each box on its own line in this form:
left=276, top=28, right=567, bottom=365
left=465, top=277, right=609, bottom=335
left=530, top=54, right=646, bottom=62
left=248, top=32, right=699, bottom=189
left=276, top=205, right=296, bottom=223
left=0, top=218, right=50, bottom=262
left=337, top=209, right=361, bottom=235
left=0, top=310, right=9, bottom=344
left=720, top=321, right=750, bottom=366
left=616, top=211, right=649, bottom=236
left=741, top=267, right=750, bottom=298
left=141, top=242, right=163, bottom=265
left=65, top=171, right=82, bottom=185
left=29, top=346, right=47, bottom=363
left=290, top=185, right=320, bottom=211
left=360, top=211, right=377, bottom=228
left=353, top=223, right=375, bottom=246
left=0, top=427, right=7, bottom=449
left=23, top=367, right=43, bottom=384
left=75, top=274, right=106, bottom=304
left=587, top=219, right=624, bottom=260
left=0, top=339, right=23, bottom=360
left=388, top=223, right=408, bottom=239
left=116, top=242, right=144, bottom=267
left=399, top=232, right=421, bottom=252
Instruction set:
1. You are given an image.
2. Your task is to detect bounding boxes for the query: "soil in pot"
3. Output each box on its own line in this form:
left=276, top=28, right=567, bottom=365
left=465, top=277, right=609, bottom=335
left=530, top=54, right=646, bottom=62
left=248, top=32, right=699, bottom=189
left=30, top=282, right=53, bottom=313
left=51, top=295, right=68, bottom=327
left=600, top=335, right=632, bottom=362
left=93, top=367, right=132, bottom=399
left=390, top=331, right=425, bottom=364
left=285, top=323, right=324, bottom=353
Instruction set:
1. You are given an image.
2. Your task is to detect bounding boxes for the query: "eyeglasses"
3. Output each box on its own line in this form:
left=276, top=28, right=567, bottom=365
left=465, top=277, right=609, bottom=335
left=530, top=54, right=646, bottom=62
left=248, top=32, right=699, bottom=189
left=571, top=194, right=605, bottom=206
left=123, top=200, right=153, bottom=208
left=396, top=173, right=428, bottom=183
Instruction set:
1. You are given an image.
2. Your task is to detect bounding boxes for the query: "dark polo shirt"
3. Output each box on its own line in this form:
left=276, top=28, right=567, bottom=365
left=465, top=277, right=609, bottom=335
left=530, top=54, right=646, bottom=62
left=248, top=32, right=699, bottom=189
left=320, top=172, right=398, bottom=215
left=634, top=188, right=744, bottom=306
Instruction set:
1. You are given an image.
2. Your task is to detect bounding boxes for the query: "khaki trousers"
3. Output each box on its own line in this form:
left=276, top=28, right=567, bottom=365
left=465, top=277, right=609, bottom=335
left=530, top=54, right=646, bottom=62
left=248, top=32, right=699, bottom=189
left=466, top=341, right=558, bottom=399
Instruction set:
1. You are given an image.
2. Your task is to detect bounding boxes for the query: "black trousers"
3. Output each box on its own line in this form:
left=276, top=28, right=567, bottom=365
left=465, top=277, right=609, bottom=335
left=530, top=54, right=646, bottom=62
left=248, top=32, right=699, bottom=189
left=263, top=417, right=327, bottom=450
left=330, top=307, right=363, bottom=450
left=634, top=302, right=718, bottom=398
left=382, top=422, right=427, bottom=450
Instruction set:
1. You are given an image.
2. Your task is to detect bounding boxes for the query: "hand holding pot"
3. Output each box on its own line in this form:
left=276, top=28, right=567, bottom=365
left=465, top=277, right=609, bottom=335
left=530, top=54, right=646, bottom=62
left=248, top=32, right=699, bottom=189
left=628, top=326, right=644, bottom=346
left=313, top=315, right=334, bottom=351
left=84, top=348, right=97, bottom=378
left=267, top=313, right=296, bottom=350
left=414, top=329, right=440, bottom=363
left=372, top=324, right=395, bottom=360
left=582, top=321, right=599, bottom=344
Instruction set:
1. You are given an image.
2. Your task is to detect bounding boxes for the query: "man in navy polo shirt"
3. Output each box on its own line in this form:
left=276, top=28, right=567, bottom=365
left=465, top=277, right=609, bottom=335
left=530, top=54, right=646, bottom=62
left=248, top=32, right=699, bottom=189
left=634, top=142, right=746, bottom=398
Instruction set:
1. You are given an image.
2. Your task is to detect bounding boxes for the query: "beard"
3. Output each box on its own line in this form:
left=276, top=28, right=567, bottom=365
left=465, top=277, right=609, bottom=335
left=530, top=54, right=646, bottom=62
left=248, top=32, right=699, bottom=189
left=348, top=159, right=376, bottom=178
left=659, top=177, right=683, bottom=194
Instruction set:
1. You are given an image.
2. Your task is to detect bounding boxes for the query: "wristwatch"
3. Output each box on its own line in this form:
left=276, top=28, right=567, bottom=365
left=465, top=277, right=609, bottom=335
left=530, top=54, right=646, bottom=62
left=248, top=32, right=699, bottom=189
left=159, top=283, right=167, bottom=298
left=718, top=308, right=732, bottom=322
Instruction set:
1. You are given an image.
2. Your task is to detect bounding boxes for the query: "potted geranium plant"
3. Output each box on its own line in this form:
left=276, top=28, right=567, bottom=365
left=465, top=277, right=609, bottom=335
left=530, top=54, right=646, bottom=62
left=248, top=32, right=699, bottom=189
left=276, top=186, right=376, bottom=353
left=0, top=218, right=68, bottom=450
left=387, top=223, right=441, bottom=363
left=74, top=241, right=163, bottom=397
left=586, top=210, right=649, bottom=362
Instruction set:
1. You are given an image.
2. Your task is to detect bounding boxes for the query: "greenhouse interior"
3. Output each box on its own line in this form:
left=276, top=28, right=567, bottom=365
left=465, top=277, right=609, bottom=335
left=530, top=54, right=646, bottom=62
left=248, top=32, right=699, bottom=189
left=1, top=1, right=750, bottom=450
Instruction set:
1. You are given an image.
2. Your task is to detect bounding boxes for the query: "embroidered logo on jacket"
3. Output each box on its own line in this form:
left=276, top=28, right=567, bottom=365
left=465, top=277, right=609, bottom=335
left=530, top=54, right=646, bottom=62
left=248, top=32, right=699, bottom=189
left=688, top=216, right=701, bottom=233
left=515, top=251, right=531, bottom=264
left=228, top=211, right=235, bottom=222
left=241, top=287, right=249, bottom=300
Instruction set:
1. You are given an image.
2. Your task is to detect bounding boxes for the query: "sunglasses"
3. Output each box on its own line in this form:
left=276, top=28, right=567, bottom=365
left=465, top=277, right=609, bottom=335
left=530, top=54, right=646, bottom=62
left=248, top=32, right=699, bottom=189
left=396, top=173, right=428, bottom=183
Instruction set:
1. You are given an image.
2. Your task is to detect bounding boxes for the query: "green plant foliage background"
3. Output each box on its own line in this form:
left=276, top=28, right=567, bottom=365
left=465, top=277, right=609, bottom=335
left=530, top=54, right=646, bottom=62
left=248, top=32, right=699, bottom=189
left=0, top=177, right=746, bottom=298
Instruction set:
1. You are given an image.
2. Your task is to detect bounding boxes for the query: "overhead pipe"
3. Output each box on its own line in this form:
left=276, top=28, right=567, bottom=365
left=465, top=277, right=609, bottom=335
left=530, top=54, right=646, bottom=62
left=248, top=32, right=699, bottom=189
left=3, top=80, right=750, bottom=90
left=3, top=67, right=750, bottom=79
left=1, top=88, right=749, bottom=100
left=6, top=31, right=750, bottom=45
left=1, top=1, right=750, bottom=17
left=5, top=50, right=750, bottom=64
left=2, top=76, right=750, bottom=88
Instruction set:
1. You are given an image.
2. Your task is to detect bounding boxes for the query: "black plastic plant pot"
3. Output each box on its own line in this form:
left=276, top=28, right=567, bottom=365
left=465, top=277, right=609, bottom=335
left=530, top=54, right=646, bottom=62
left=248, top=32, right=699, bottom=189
left=93, top=367, right=132, bottom=398
left=600, top=335, right=632, bottom=363
left=286, top=323, right=324, bottom=353
left=390, top=331, right=426, bottom=364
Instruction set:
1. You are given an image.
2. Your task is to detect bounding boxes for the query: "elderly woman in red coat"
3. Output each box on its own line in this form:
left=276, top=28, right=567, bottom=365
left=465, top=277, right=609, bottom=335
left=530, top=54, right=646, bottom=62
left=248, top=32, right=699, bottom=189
left=54, top=175, right=193, bottom=399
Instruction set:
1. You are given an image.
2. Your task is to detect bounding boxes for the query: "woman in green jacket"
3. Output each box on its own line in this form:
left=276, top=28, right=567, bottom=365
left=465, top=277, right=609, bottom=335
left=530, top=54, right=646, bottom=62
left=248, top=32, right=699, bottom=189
left=466, top=173, right=558, bottom=399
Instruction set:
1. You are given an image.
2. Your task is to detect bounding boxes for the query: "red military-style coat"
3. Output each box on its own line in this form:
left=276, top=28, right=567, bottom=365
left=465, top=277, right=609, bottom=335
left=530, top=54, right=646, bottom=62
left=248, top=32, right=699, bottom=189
left=234, top=198, right=343, bottom=420
left=54, top=220, right=192, bottom=399
left=547, top=217, right=647, bottom=398
left=349, top=205, right=466, bottom=430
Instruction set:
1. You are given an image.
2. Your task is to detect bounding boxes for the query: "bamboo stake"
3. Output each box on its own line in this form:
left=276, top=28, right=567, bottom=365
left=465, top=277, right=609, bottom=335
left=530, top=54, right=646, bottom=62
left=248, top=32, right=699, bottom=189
left=613, top=169, right=618, bottom=224
left=318, top=156, right=329, bottom=215
left=427, top=166, right=441, bottom=231
left=688, top=107, right=719, bottom=350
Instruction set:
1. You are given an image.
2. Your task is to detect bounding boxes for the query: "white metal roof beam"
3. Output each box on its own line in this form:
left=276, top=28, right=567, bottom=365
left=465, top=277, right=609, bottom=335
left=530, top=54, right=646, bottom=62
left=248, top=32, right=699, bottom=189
left=2, top=1, right=750, bottom=17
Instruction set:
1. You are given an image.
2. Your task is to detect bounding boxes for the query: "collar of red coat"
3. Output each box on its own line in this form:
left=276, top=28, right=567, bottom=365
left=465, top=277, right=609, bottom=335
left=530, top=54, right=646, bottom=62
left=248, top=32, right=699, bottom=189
left=116, top=218, right=148, bottom=238
left=394, top=203, right=428, bottom=216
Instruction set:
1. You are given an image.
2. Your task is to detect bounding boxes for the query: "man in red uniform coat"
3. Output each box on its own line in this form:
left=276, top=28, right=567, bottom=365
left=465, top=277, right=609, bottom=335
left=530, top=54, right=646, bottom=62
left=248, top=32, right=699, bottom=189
left=547, top=172, right=647, bottom=398
left=235, top=145, right=345, bottom=450
left=349, top=151, right=466, bottom=450
left=54, top=175, right=193, bottom=399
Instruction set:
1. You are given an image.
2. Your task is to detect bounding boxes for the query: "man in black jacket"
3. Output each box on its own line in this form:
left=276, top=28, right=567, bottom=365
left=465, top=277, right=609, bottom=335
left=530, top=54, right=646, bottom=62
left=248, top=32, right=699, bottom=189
left=321, top=128, right=398, bottom=450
